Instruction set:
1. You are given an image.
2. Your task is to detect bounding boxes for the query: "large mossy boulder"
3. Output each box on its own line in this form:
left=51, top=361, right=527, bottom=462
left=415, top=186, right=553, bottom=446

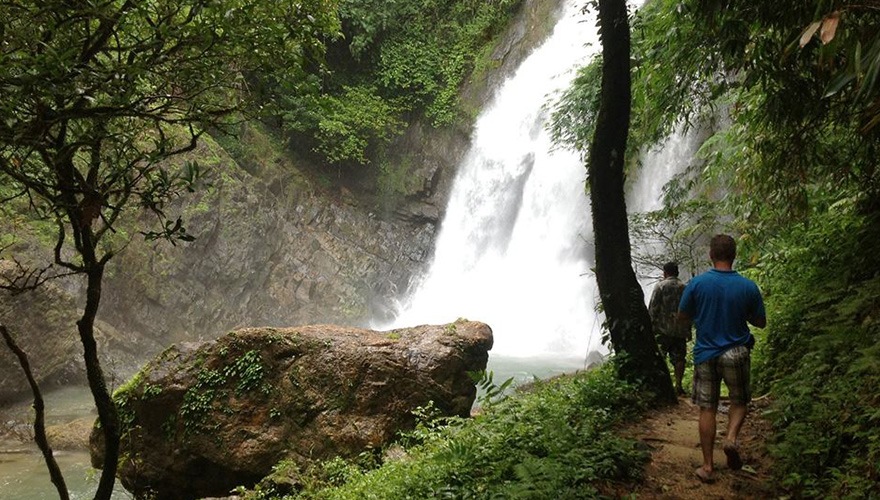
left=90, top=320, right=492, bottom=499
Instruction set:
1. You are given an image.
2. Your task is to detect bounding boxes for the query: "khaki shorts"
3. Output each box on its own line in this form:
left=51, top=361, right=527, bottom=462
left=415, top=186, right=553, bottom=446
left=692, top=345, right=751, bottom=408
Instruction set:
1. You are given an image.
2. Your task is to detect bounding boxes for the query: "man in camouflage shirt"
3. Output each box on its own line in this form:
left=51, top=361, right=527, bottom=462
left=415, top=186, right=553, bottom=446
left=649, top=261, right=691, bottom=396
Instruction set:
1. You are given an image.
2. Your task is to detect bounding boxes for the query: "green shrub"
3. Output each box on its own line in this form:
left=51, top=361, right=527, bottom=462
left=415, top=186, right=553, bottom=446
left=280, top=0, right=521, bottom=171
left=244, top=362, right=648, bottom=499
left=312, top=86, right=406, bottom=166
left=754, top=206, right=880, bottom=498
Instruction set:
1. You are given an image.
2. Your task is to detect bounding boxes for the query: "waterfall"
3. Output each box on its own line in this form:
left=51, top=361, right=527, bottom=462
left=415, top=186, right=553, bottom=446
left=627, top=126, right=706, bottom=214
left=386, top=0, right=685, bottom=370
left=386, top=0, right=601, bottom=363
left=626, top=121, right=709, bottom=294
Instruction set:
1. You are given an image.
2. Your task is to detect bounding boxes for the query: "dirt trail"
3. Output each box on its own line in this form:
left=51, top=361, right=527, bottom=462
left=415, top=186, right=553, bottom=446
left=620, top=395, right=777, bottom=499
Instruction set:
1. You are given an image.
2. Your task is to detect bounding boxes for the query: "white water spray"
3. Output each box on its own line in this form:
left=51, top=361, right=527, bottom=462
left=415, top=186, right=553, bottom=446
left=627, top=126, right=706, bottom=214
left=628, top=124, right=707, bottom=298
left=388, top=0, right=603, bottom=360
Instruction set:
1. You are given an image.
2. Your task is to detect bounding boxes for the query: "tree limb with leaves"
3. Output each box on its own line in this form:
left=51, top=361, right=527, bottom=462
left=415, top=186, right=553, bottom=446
left=0, top=1, right=339, bottom=498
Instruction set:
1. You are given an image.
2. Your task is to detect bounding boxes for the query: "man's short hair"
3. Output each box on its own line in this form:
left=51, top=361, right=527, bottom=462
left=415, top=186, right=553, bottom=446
left=710, top=234, right=737, bottom=263
left=663, top=261, right=679, bottom=277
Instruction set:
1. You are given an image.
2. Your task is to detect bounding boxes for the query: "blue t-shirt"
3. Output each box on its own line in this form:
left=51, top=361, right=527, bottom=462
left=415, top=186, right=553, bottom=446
left=679, top=268, right=765, bottom=364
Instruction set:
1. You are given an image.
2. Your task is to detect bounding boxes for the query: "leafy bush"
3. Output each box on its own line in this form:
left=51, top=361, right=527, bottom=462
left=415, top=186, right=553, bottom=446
left=312, top=86, right=406, bottom=166
left=753, top=205, right=880, bottom=498
left=280, top=0, right=520, bottom=170
left=241, top=362, right=649, bottom=499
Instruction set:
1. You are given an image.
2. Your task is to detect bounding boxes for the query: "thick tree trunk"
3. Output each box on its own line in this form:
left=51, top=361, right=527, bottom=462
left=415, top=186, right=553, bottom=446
left=1, top=324, right=70, bottom=500
left=588, top=0, right=676, bottom=404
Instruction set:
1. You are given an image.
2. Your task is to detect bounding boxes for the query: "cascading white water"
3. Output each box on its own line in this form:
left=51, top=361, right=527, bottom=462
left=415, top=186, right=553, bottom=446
left=385, top=0, right=695, bottom=371
left=388, top=0, right=603, bottom=361
left=627, top=127, right=706, bottom=214
left=628, top=126, right=707, bottom=302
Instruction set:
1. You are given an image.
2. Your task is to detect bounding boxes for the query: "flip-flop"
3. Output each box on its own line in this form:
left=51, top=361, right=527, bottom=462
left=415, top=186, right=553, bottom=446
left=695, top=467, right=715, bottom=483
left=724, top=442, right=744, bottom=470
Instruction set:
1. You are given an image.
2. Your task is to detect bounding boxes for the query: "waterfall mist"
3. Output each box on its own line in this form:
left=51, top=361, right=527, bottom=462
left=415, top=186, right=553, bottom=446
left=628, top=124, right=708, bottom=290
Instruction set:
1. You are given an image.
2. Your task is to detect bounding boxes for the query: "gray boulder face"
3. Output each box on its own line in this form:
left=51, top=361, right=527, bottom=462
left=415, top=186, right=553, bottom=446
left=0, top=268, right=82, bottom=403
left=90, top=320, right=493, bottom=500
left=0, top=260, right=156, bottom=404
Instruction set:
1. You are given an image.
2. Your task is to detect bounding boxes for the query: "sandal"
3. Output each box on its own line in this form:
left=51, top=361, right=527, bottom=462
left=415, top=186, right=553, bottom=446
left=695, top=467, right=715, bottom=483
left=723, top=441, right=743, bottom=470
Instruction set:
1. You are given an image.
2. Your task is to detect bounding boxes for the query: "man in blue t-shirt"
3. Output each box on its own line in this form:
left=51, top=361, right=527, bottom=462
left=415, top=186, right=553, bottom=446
left=679, top=234, right=766, bottom=483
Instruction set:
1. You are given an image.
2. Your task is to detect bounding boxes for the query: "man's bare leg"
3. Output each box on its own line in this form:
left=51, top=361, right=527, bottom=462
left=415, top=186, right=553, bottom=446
left=723, top=403, right=747, bottom=469
left=697, top=407, right=717, bottom=480
left=674, top=360, right=685, bottom=393
left=726, top=403, right=747, bottom=444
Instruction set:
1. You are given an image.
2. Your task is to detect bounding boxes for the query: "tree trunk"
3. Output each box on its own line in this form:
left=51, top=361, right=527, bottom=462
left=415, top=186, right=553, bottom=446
left=588, top=0, right=676, bottom=404
left=54, top=150, right=121, bottom=499
left=79, top=263, right=120, bottom=500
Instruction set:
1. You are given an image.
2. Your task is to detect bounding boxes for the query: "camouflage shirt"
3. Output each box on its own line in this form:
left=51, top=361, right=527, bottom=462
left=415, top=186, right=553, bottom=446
left=648, top=276, right=691, bottom=339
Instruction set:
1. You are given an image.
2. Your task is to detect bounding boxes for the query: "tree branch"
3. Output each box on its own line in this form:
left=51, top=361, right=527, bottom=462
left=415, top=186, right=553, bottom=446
left=0, top=258, right=76, bottom=294
left=0, top=324, right=70, bottom=500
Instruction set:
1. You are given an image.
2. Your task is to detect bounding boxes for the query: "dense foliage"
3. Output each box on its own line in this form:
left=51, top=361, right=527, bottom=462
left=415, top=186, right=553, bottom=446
left=552, top=0, right=880, bottom=497
left=239, top=363, right=648, bottom=500
left=6, top=0, right=877, bottom=496
left=278, top=0, right=521, bottom=171
left=0, top=2, right=340, bottom=497
left=754, top=205, right=880, bottom=497
left=0, top=0, right=340, bottom=259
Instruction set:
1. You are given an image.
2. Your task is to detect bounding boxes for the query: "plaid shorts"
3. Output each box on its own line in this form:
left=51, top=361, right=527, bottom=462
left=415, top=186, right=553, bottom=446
left=692, top=345, right=751, bottom=408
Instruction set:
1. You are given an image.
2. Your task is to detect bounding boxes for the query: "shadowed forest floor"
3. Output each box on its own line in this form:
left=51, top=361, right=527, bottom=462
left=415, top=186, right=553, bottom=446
left=614, top=395, right=778, bottom=499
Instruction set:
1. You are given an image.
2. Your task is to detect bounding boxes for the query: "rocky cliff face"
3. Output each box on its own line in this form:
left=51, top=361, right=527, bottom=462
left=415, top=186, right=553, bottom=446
left=0, top=261, right=163, bottom=403
left=0, top=0, right=563, bottom=399
left=99, top=147, right=445, bottom=348
left=95, top=0, right=564, bottom=359
left=90, top=321, right=493, bottom=500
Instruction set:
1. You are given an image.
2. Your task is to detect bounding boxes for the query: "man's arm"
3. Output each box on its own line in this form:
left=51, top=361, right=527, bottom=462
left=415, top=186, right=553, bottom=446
left=648, top=286, right=661, bottom=320
left=748, top=283, right=767, bottom=328
left=748, top=315, right=766, bottom=328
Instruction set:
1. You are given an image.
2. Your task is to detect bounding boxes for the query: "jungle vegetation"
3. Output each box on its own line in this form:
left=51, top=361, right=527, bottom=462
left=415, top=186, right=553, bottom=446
left=0, top=0, right=525, bottom=498
left=251, top=0, right=880, bottom=498
left=638, top=1, right=879, bottom=496
left=0, top=2, right=340, bottom=498
left=2, top=0, right=879, bottom=498
left=242, top=0, right=880, bottom=498
left=554, top=0, right=880, bottom=496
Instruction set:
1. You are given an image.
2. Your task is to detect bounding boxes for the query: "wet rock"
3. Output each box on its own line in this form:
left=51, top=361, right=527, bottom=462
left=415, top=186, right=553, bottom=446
left=0, top=260, right=156, bottom=404
left=90, top=320, right=492, bottom=500
left=46, top=417, right=94, bottom=450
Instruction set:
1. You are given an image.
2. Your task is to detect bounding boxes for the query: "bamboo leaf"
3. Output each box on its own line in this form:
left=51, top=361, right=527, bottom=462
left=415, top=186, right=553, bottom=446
left=855, top=41, right=862, bottom=82
left=819, top=12, right=840, bottom=45
left=824, top=71, right=855, bottom=98
left=800, top=21, right=821, bottom=48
